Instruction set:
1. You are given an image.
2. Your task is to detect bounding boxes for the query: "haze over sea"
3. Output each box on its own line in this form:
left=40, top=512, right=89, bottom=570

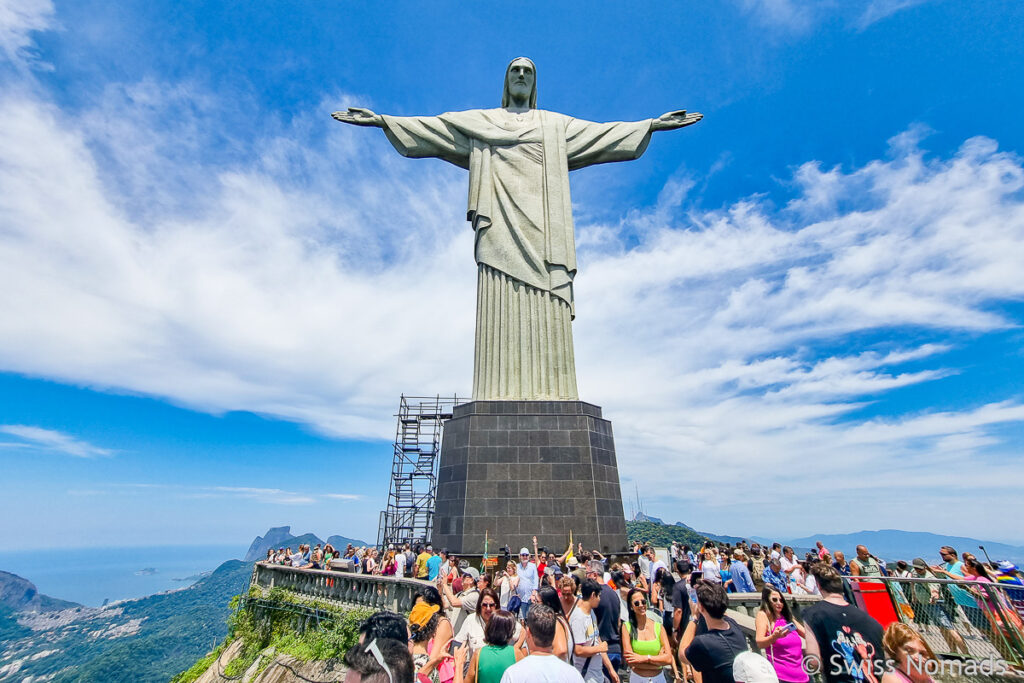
left=0, top=544, right=246, bottom=607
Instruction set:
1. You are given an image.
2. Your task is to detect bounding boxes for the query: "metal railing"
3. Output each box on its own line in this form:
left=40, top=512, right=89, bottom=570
left=250, top=563, right=430, bottom=614
left=845, top=574, right=1024, bottom=668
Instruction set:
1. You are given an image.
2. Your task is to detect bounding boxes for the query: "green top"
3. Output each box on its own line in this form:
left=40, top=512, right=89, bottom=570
left=625, top=620, right=662, bottom=656
left=477, top=644, right=516, bottom=683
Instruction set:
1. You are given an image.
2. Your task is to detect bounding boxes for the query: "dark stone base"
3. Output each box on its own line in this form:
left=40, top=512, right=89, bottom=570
left=432, top=401, right=627, bottom=555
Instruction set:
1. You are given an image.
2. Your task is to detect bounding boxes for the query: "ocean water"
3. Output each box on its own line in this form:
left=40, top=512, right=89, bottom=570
left=0, top=544, right=247, bottom=607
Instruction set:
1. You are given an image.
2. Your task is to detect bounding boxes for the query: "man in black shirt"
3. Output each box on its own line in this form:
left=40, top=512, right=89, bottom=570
left=802, top=563, right=885, bottom=683
left=683, top=581, right=748, bottom=683
left=671, top=560, right=693, bottom=639
left=586, top=560, right=621, bottom=681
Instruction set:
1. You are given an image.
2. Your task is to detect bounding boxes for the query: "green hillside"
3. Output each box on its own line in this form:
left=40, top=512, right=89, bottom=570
left=0, top=560, right=252, bottom=683
left=626, top=520, right=711, bottom=549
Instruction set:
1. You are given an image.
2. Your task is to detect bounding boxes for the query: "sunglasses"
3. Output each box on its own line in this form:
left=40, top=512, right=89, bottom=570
left=631, top=600, right=646, bottom=607
left=480, top=602, right=497, bottom=609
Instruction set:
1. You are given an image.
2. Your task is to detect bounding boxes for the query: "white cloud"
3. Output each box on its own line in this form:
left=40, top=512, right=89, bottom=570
left=0, top=425, right=112, bottom=458
left=736, top=0, right=936, bottom=33
left=1, top=36, right=1024, bottom=540
left=0, top=0, right=54, bottom=68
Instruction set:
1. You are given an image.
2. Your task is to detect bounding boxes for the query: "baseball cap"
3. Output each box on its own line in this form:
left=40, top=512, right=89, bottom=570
left=567, top=557, right=580, bottom=568
left=733, top=652, right=779, bottom=683
left=912, top=558, right=928, bottom=569
left=461, top=567, right=480, bottom=581
left=519, top=547, right=530, bottom=556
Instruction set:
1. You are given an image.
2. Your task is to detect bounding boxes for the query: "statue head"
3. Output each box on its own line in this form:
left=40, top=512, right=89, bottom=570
left=502, top=57, right=537, bottom=109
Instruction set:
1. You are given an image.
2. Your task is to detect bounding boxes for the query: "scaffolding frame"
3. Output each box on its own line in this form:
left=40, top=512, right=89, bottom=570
left=377, top=395, right=459, bottom=550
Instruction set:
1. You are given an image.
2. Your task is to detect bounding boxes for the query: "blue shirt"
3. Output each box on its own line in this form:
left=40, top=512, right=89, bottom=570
left=730, top=561, right=756, bottom=592
left=762, top=566, right=788, bottom=594
left=516, top=561, right=538, bottom=599
left=426, top=555, right=442, bottom=581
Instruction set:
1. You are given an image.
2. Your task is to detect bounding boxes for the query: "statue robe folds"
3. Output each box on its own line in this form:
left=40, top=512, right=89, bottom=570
left=381, top=108, right=653, bottom=400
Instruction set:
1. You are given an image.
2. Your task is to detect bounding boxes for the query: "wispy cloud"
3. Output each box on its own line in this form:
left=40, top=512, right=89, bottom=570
left=0, top=0, right=54, bottom=68
left=100, top=483, right=361, bottom=506
left=0, top=425, right=112, bottom=458
left=736, top=0, right=936, bottom=33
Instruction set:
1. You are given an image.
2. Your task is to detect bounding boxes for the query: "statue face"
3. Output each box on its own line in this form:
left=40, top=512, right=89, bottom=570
left=506, top=58, right=535, bottom=102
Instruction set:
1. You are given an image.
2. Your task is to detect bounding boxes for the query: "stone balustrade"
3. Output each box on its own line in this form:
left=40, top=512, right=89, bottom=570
left=250, top=563, right=430, bottom=614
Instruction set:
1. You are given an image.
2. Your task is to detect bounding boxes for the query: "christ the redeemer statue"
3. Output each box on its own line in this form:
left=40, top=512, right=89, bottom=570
left=333, top=57, right=701, bottom=401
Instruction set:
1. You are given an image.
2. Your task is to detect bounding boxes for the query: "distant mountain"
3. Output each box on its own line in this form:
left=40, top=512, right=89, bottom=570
left=785, top=530, right=1024, bottom=565
left=0, top=570, right=80, bottom=613
left=626, top=520, right=710, bottom=549
left=632, top=512, right=665, bottom=524
left=673, top=522, right=746, bottom=546
left=0, top=559, right=252, bottom=682
left=244, top=527, right=371, bottom=562
left=327, top=534, right=371, bottom=549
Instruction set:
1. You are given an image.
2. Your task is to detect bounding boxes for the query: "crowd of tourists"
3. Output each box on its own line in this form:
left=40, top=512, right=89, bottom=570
left=261, top=536, right=1024, bottom=683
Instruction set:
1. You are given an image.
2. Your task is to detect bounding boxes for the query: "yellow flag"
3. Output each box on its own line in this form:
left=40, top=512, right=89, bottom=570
left=566, top=531, right=574, bottom=562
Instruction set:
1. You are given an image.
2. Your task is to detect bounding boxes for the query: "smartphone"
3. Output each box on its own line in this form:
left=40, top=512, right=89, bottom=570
left=784, top=622, right=797, bottom=633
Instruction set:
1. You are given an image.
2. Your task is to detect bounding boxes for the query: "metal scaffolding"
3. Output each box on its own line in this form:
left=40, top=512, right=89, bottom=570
left=377, top=395, right=459, bottom=550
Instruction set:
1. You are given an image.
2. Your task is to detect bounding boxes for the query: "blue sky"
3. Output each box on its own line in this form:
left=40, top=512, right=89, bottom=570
left=1, top=0, right=1023, bottom=550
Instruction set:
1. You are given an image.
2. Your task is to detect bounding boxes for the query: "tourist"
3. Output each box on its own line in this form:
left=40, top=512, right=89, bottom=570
left=762, top=558, right=788, bottom=594
left=755, top=587, right=808, bottom=683
left=892, top=560, right=912, bottom=580
left=416, top=545, right=431, bottom=579
left=571, top=580, right=616, bottom=683
left=779, top=547, right=800, bottom=585
left=816, top=541, right=830, bottom=560
left=444, top=567, right=486, bottom=634
left=880, top=622, right=937, bottom=683
left=498, top=605, right=584, bottom=682
left=770, top=543, right=782, bottom=562
left=832, top=551, right=851, bottom=577
left=655, top=567, right=676, bottom=641
left=343, top=635, right=415, bottom=683
left=849, top=545, right=882, bottom=577
left=732, top=651, right=781, bottom=683
left=264, top=548, right=274, bottom=563
left=646, top=547, right=666, bottom=596
left=453, top=609, right=525, bottom=683
left=622, top=588, right=673, bottom=682
left=682, top=582, right=748, bottom=683
left=427, top=548, right=443, bottom=581
left=719, top=555, right=734, bottom=592
left=558, top=575, right=578, bottom=616
left=364, top=548, right=378, bottom=575
left=638, top=546, right=652, bottom=584
left=567, top=557, right=586, bottom=586
left=731, top=550, right=756, bottom=593
left=670, top=561, right=693, bottom=641
left=930, top=545, right=978, bottom=630
left=495, top=561, right=518, bottom=611
left=801, top=564, right=884, bottom=683
left=515, top=548, right=539, bottom=620
left=539, top=585, right=574, bottom=662
left=961, top=556, right=1002, bottom=631
left=906, top=558, right=967, bottom=655
left=749, top=547, right=766, bottom=589
left=584, top=560, right=621, bottom=681
left=455, top=587, right=523, bottom=654
left=700, top=549, right=721, bottom=584
left=410, top=599, right=454, bottom=683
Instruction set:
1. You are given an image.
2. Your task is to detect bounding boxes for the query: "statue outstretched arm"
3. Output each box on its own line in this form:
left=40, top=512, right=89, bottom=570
left=650, top=110, right=703, bottom=131
left=331, top=107, right=384, bottom=128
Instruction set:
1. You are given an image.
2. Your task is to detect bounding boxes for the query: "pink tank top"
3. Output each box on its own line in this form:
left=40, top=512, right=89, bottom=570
left=766, top=618, right=809, bottom=683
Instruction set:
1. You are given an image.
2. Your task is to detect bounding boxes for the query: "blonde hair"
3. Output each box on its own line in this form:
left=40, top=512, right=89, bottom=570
left=882, top=622, right=936, bottom=661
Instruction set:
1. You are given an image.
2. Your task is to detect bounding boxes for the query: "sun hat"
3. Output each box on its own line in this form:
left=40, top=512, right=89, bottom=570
left=733, top=651, right=779, bottom=683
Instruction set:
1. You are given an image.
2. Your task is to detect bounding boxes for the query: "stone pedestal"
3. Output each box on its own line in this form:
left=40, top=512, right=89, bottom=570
left=432, top=401, right=627, bottom=554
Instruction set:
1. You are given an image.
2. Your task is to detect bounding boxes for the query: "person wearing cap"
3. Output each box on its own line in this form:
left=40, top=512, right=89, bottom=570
left=584, top=559, right=621, bottom=679
left=732, top=651, right=779, bottom=683
left=416, top=545, right=432, bottom=579
left=443, top=566, right=489, bottom=633
left=515, top=547, right=539, bottom=620
left=907, top=557, right=967, bottom=655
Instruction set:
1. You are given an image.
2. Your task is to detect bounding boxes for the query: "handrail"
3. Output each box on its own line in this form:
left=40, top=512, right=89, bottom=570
left=250, top=563, right=431, bottom=614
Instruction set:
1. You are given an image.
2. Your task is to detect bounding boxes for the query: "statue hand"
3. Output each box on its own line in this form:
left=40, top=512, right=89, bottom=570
left=652, top=110, right=703, bottom=131
left=331, top=107, right=384, bottom=127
